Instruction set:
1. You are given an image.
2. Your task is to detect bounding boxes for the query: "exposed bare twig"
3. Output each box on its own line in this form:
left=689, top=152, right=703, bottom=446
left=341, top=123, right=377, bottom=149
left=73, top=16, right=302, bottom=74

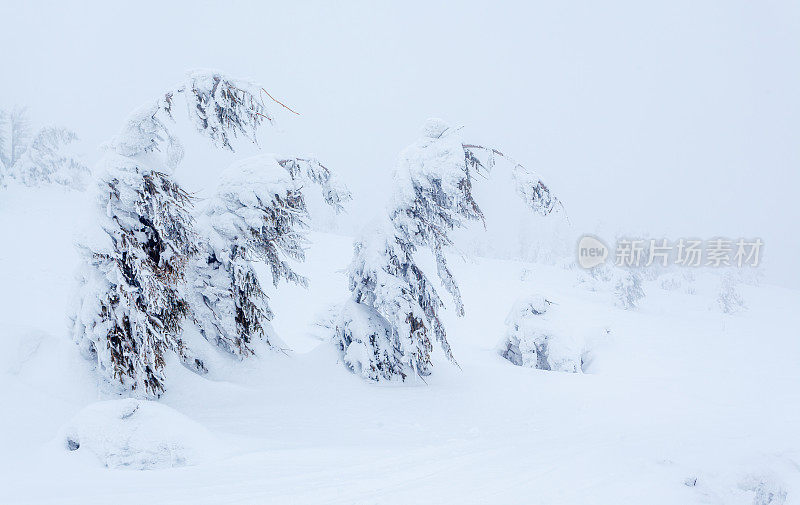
left=261, top=88, right=300, bottom=115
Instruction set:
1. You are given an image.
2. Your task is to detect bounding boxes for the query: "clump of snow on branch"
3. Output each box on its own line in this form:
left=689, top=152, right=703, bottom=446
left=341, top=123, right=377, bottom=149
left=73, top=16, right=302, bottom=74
left=498, top=295, right=587, bottom=373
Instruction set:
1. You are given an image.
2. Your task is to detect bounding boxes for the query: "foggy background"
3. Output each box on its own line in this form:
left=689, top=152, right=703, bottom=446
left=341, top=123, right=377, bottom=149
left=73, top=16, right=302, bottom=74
left=1, top=0, right=797, bottom=285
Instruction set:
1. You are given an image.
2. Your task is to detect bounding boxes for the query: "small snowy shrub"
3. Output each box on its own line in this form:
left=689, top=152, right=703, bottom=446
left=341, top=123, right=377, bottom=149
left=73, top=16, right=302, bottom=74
left=738, top=475, right=787, bottom=505
left=682, top=270, right=697, bottom=294
left=658, top=269, right=697, bottom=295
left=716, top=270, right=746, bottom=314
left=498, top=295, right=586, bottom=372
left=576, top=263, right=615, bottom=292
left=577, top=264, right=646, bottom=309
left=614, top=269, right=645, bottom=310
left=659, top=272, right=682, bottom=291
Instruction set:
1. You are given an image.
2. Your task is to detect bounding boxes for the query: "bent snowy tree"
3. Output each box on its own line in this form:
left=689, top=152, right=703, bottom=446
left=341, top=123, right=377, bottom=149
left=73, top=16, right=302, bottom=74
left=71, top=72, right=277, bottom=397
left=333, top=119, right=561, bottom=381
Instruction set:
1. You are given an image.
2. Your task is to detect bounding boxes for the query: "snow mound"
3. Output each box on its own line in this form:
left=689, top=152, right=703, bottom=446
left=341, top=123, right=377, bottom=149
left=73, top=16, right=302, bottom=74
left=684, top=464, right=792, bottom=505
left=59, top=399, right=222, bottom=470
left=498, top=294, right=589, bottom=372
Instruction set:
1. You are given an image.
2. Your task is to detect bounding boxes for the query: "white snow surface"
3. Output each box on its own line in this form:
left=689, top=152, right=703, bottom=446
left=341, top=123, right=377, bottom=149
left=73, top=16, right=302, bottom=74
left=1, top=185, right=799, bottom=504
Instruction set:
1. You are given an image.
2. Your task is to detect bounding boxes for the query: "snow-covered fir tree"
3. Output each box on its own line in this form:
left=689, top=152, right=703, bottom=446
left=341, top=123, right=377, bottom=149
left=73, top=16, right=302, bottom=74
left=0, top=109, right=9, bottom=187
left=717, top=270, right=746, bottom=314
left=577, top=262, right=648, bottom=309
left=334, top=119, right=560, bottom=381
left=187, top=154, right=349, bottom=357
left=0, top=107, right=88, bottom=189
left=577, top=263, right=616, bottom=292
left=614, top=269, right=645, bottom=310
left=0, top=107, right=31, bottom=178
left=71, top=71, right=274, bottom=397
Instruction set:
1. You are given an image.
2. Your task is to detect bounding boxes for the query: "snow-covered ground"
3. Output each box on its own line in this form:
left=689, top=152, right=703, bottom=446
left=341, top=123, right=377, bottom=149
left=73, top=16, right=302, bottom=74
left=1, top=184, right=798, bottom=504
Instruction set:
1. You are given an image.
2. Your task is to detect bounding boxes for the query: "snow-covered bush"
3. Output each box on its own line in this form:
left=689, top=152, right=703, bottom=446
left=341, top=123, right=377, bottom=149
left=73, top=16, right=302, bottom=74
left=657, top=270, right=697, bottom=294
left=576, top=263, right=616, bottom=292
left=658, top=271, right=683, bottom=291
left=717, top=270, right=746, bottom=314
left=334, top=119, right=560, bottom=381
left=498, top=295, right=586, bottom=373
left=682, top=269, right=697, bottom=294
left=738, top=474, right=787, bottom=505
left=0, top=107, right=88, bottom=189
left=71, top=71, right=274, bottom=397
left=188, top=154, right=349, bottom=357
left=614, top=269, right=645, bottom=310
left=577, top=263, right=646, bottom=310
left=60, top=399, right=222, bottom=469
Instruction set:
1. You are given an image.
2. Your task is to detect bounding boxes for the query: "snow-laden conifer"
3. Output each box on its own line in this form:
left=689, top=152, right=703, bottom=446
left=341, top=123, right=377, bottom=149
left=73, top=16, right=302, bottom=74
left=577, top=263, right=647, bottom=309
left=614, top=269, right=645, bottom=310
left=71, top=71, right=273, bottom=397
left=0, top=109, right=6, bottom=187
left=334, top=119, right=560, bottom=381
left=716, top=270, right=746, bottom=314
left=0, top=107, right=88, bottom=189
left=11, top=127, right=89, bottom=188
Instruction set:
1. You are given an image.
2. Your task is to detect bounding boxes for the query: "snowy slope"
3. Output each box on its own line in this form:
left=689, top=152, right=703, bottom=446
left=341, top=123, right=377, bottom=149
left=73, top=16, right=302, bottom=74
left=1, top=184, right=799, bottom=505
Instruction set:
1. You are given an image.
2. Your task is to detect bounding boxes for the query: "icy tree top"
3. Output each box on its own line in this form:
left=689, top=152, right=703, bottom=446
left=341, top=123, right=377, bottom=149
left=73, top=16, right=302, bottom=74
left=391, top=119, right=484, bottom=249
left=391, top=118, right=562, bottom=247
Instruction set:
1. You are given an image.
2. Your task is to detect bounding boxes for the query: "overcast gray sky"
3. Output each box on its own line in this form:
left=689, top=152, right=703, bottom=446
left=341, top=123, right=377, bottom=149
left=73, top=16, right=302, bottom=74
left=1, top=0, right=797, bottom=285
